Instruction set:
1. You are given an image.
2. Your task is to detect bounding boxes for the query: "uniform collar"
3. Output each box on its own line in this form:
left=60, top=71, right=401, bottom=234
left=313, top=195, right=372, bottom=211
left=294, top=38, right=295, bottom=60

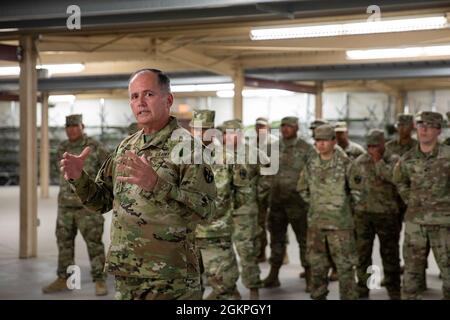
left=68, top=134, right=88, bottom=146
left=415, top=142, right=440, bottom=159
left=138, top=116, right=178, bottom=149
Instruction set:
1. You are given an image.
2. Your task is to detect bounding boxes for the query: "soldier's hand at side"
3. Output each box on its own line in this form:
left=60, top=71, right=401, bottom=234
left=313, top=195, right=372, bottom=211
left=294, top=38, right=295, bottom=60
left=60, top=146, right=91, bottom=180
left=116, top=150, right=158, bottom=192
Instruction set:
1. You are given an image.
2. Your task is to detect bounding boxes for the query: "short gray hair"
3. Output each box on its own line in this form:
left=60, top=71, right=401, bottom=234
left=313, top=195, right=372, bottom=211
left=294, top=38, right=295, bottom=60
left=128, top=68, right=171, bottom=93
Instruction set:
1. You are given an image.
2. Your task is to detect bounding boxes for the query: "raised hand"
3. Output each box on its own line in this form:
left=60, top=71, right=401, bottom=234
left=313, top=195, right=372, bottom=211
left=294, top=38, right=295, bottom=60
left=60, top=146, right=91, bottom=180
left=116, top=150, right=158, bottom=192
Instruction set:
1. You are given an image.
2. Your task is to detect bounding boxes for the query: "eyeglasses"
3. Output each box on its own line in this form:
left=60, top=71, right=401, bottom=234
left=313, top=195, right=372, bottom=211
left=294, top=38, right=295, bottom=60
left=416, top=122, right=441, bottom=129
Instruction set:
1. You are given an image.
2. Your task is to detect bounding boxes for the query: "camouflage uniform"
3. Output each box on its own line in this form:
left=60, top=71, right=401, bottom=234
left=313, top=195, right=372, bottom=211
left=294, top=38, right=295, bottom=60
left=335, top=122, right=366, bottom=160
left=69, top=116, right=217, bottom=300
left=254, top=117, right=278, bottom=261
left=297, top=125, right=358, bottom=300
left=222, top=120, right=262, bottom=291
left=268, top=117, right=312, bottom=274
left=349, top=129, right=401, bottom=299
left=444, top=112, right=450, bottom=146
left=127, top=122, right=141, bottom=136
left=393, top=111, right=450, bottom=300
left=342, top=140, right=366, bottom=160
left=56, top=114, right=108, bottom=282
left=192, top=111, right=240, bottom=300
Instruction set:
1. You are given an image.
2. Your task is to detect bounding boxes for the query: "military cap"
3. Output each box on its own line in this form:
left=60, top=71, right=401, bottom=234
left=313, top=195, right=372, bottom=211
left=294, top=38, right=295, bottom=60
left=222, top=119, right=243, bottom=130
left=256, top=117, right=269, bottom=126
left=415, top=111, right=443, bottom=128
left=365, top=129, right=385, bottom=145
left=281, top=116, right=299, bottom=126
left=446, top=111, right=450, bottom=121
left=314, top=124, right=336, bottom=140
left=65, top=114, right=82, bottom=126
left=128, top=122, right=140, bottom=135
left=309, top=119, right=329, bottom=130
left=189, top=110, right=215, bottom=129
left=396, top=114, right=414, bottom=126
left=334, top=121, right=348, bottom=132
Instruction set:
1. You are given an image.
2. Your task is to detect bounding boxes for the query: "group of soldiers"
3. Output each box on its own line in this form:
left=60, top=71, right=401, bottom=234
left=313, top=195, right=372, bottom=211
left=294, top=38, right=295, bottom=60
left=42, top=68, right=449, bottom=300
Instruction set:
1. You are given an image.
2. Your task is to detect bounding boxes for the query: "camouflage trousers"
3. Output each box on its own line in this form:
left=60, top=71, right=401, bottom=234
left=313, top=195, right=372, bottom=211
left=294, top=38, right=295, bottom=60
left=307, top=228, right=358, bottom=300
left=402, top=222, right=450, bottom=300
left=232, top=213, right=262, bottom=289
left=114, top=276, right=202, bottom=300
left=56, top=206, right=106, bottom=281
left=354, top=212, right=401, bottom=298
left=257, top=200, right=269, bottom=258
left=268, top=197, right=308, bottom=268
left=197, top=237, right=240, bottom=300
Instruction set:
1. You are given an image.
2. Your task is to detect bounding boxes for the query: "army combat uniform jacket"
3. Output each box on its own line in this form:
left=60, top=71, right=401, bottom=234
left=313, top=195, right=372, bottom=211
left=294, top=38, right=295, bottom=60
left=70, top=117, right=217, bottom=280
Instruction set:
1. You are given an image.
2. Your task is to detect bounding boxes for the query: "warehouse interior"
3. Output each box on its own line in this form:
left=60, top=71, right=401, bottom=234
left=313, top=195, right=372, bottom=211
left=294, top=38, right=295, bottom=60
left=0, top=0, right=449, bottom=300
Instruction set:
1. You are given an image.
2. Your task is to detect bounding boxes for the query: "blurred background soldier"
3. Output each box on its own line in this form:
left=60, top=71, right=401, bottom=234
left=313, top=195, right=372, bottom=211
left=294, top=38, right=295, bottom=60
left=297, top=124, right=358, bottom=300
left=254, top=117, right=278, bottom=262
left=191, top=110, right=241, bottom=300
left=394, top=111, right=450, bottom=300
left=223, top=119, right=262, bottom=299
left=263, top=116, right=313, bottom=292
left=334, top=121, right=365, bottom=160
left=308, top=119, right=329, bottom=144
left=309, top=118, right=337, bottom=281
left=349, top=129, right=401, bottom=300
left=43, top=114, right=109, bottom=296
left=444, top=112, right=450, bottom=145
left=384, top=113, right=420, bottom=284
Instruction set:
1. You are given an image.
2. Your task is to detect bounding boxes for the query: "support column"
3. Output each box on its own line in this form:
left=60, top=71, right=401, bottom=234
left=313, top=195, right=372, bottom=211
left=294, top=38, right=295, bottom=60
left=19, top=35, right=38, bottom=258
left=395, top=91, right=405, bottom=115
left=233, top=67, right=244, bottom=120
left=40, top=92, right=49, bottom=199
left=315, top=81, right=323, bottom=119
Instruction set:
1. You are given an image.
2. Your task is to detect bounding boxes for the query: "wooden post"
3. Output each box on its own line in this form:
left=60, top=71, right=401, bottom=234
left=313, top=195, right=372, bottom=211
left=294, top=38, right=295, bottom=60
left=233, top=67, right=244, bottom=120
left=315, top=81, right=323, bottom=119
left=395, top=91, right=405, bottom=115
left=19, top=35, right=38, bottom=258
left=40, top=92, right=49, bottom=199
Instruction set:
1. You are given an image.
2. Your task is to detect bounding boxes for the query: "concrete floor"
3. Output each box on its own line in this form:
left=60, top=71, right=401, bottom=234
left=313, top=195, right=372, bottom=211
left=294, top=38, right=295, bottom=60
left=0, top=186, right=444, bottom=300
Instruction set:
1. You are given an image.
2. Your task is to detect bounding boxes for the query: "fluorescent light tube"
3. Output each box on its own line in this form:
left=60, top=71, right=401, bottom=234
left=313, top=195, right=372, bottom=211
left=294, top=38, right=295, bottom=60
left=347, top=44, right=450, bottom=60
left=250, top=16, right=448, bottom=40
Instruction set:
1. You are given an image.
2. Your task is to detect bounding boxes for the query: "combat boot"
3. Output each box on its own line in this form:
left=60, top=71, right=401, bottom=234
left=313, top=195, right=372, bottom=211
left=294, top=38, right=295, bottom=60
left=304, top=267, right=312, bottom=293
left=263, top=265, right=280, bottom=288
left=95, top=280, right=108, bottom=296
left=328, top=268, right=338, bottom=282
left=249, top=288, right=259, bottom=300
left=232, top=288, right=242, bottom=300
left=42, top=277, right=68, bottom=294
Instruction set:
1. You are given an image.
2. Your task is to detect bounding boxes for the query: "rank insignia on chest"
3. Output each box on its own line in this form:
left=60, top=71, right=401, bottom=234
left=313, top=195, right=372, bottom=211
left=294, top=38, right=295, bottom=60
left=239, top=168, right=247, bottom=179
left=354, top=175, right=362, bottom=184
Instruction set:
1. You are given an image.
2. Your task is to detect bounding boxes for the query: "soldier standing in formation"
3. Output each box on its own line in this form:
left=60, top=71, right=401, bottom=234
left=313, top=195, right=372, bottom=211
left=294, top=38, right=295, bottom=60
left=394, top=111, right=450, bottom=300
left=43, top=114, right=109, bottom=296
left=254, top=117, right=278, bottom=262
left=264, top=117, right=313, bottom=291
left=444, top=112, right=450, bottom=146
left=60, top=69, right=217, bottom=300
left=297, top=124, right=358, bottom=300
left=334, top=122, right=366, bottom=160
left=349, top=129, right=401, bottom=300
left=190, top=110, right=241, bottom=300
left=223, top=119, right=262, bottom=299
